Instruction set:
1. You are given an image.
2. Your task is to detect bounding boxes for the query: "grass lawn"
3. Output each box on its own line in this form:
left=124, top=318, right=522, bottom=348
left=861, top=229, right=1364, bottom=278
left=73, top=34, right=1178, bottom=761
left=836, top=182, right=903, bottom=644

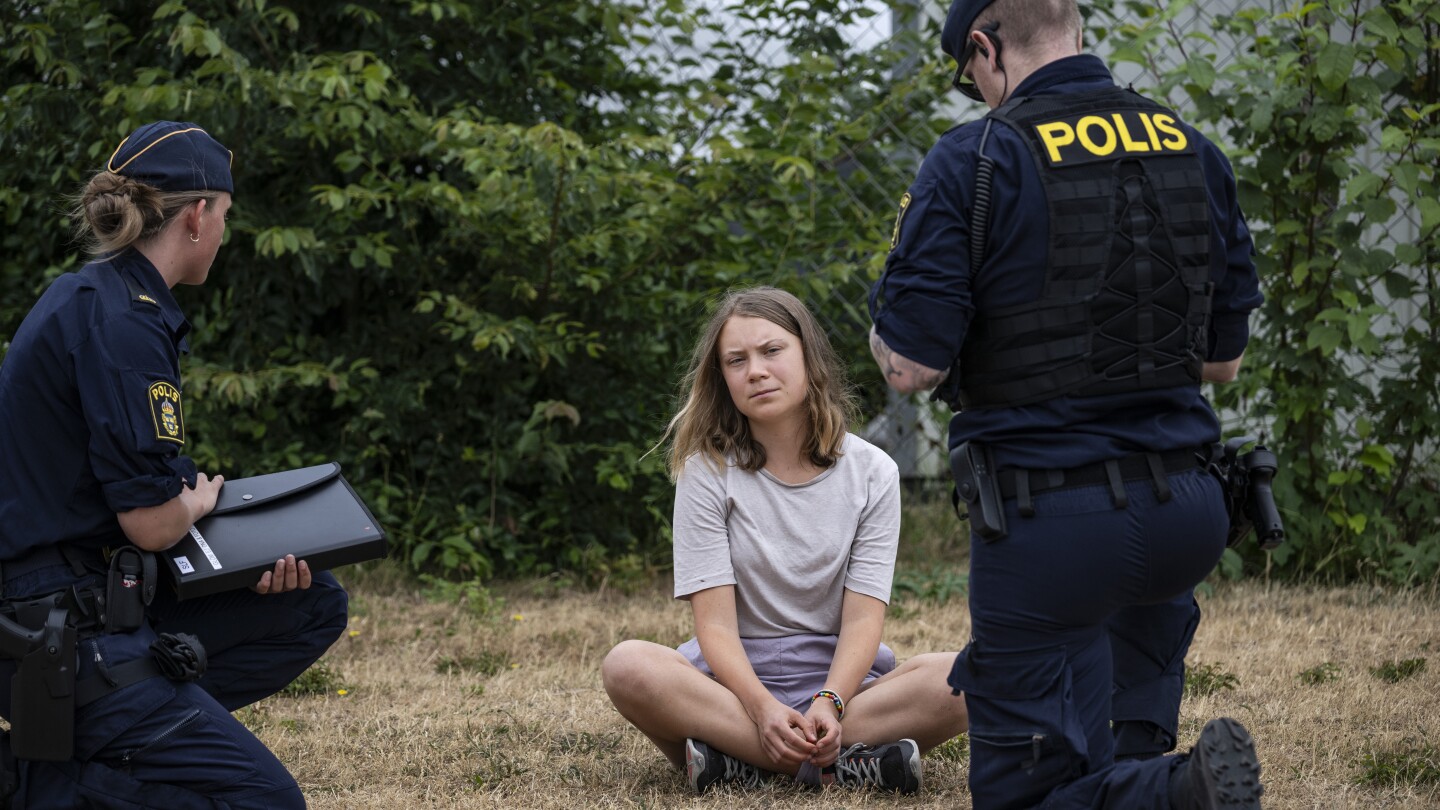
left=250, top=506, right=1440, bottom=808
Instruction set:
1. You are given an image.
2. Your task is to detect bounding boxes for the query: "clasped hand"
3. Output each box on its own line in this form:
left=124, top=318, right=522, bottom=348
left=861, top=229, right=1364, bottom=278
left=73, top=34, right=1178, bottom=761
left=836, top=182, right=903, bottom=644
left=746, top=696, right=842, bottom=769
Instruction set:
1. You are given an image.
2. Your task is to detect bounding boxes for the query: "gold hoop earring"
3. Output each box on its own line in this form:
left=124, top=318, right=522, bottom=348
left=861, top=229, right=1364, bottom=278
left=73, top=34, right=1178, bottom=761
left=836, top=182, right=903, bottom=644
left=189, top=233, right=200, bottom=242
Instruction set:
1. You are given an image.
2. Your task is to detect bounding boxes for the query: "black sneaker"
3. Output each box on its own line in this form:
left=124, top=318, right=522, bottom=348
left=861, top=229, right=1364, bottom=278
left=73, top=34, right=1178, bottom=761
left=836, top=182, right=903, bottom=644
left=1171, top=718, right=1263, bottom=809
left=827, top=739, right=922, bottom=794
left=684, top=738, right=772, bottom=793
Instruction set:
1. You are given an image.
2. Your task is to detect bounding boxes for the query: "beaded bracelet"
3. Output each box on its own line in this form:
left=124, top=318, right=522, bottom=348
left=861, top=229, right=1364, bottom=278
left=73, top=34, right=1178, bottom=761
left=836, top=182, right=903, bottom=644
left=811, top=689, right=845, bottom=719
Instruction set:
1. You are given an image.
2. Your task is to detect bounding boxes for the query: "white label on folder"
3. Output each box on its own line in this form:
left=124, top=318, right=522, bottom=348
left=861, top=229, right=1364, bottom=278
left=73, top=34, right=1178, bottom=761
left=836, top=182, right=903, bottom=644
left=175, top=556, right=195, bottom=575
left=189, top=526, right=223, bottom=570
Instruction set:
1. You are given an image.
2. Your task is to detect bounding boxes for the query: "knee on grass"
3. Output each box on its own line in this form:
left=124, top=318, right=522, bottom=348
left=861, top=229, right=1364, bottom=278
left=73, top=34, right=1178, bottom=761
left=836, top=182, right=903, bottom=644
left=601, top=639, right=671, bottom=702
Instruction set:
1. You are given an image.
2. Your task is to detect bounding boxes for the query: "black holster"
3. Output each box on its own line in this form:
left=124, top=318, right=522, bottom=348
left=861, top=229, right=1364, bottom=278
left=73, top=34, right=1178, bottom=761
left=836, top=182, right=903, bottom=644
left=0, top=543, right=156, bottom=766
left=0, top=598, right=77, bottom=762
left=950, top=441, right=1008, bottom=541
left=1205, top=437, right=1286, bottom=551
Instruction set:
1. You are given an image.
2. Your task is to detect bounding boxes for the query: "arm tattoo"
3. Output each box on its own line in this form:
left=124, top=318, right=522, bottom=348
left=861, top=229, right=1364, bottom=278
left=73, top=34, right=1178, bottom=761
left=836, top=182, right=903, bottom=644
left=869, top=327, right=949, bottom=393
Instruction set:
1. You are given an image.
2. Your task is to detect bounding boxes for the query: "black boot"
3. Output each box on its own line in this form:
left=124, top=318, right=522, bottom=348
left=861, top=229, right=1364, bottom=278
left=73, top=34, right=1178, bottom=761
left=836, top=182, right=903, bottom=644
left=1168, top=717, right=1262, bottom=809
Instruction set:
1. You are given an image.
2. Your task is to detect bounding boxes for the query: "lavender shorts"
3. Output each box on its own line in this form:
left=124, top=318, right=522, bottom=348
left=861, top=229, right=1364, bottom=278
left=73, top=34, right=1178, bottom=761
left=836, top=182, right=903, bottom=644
left=677, top=634, right=897, bottom=713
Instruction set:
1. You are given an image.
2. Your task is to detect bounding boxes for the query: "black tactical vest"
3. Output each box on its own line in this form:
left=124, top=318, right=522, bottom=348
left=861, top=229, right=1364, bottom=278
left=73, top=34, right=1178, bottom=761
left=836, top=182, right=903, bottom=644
left=954, top=87, right=1214, bottom=410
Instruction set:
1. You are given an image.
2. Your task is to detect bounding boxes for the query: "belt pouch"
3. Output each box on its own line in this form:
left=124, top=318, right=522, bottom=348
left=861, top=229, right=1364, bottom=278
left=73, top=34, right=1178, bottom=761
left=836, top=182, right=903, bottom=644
left=104, top=546, right=155, bottom=634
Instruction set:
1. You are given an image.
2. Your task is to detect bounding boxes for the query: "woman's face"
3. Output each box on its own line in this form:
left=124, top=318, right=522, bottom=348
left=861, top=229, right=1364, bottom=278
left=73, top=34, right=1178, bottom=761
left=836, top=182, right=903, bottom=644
left=717, top=315, right=808, bottom=429
left=186, top=192, right=231, bottom=285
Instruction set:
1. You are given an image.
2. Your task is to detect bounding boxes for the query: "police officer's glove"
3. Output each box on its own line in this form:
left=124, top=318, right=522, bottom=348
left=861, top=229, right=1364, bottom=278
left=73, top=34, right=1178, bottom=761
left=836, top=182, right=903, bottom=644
left=151, top=632, right=207, bottom=682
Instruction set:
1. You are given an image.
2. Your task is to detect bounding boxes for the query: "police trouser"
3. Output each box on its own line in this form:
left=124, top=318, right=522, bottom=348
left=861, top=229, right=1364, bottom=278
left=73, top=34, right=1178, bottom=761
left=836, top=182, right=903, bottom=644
left=949, top=467, right=1225, bottom=810
left=1, top=562, right=348, bottom=809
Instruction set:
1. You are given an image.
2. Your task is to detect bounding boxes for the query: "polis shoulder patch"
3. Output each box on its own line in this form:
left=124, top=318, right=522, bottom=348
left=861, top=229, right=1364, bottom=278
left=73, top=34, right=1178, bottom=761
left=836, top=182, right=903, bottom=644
left=147, top=381, right=185, bottom=444
left=1032, top=109, right=1192, bottom=167
left=890, top=192, right=913, bottom=250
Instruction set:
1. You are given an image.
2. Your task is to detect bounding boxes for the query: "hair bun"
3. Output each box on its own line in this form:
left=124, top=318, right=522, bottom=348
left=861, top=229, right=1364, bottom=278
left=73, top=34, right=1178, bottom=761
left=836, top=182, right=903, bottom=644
left=77, top=170, right=165, bottom=252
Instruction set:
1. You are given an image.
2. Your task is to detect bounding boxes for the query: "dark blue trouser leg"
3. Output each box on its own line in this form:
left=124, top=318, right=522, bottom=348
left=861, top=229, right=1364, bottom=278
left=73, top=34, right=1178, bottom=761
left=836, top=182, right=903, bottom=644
left=148, top=571, right=349, bottom=709
left=3, top=567, right=346, bottom=805
left=952, top=469, right=1226, bottom=810
left=18, top=681, right=306, bottom=809
left=3, top=596, right=307, bottom=809
left=1110, top=593, right=1201, bottom=759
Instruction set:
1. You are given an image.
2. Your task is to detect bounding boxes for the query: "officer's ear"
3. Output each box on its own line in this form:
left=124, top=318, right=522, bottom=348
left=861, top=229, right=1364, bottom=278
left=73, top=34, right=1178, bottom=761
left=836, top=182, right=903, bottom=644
left=972, top=30, right=1003, bottom=70
left=183, top=199, right=207, bottom=239
left=986, top=32, right=1004, bottom=70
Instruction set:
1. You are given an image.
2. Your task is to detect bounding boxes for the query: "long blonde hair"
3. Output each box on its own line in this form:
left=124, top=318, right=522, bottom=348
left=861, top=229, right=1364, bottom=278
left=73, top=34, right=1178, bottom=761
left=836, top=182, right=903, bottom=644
left=661, top=287, right=857, bottom=479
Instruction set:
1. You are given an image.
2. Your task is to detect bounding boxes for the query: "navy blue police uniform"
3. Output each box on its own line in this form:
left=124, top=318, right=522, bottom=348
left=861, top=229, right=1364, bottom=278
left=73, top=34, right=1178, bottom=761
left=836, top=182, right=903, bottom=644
left=869, top=23, right=1263, bottom=810
left=0, top=123, right=348, bottom=808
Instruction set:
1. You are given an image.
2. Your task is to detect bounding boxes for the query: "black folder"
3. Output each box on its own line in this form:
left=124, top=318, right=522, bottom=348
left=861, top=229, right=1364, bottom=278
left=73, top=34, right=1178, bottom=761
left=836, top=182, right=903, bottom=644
left=161, top=462, right=387, bottom=600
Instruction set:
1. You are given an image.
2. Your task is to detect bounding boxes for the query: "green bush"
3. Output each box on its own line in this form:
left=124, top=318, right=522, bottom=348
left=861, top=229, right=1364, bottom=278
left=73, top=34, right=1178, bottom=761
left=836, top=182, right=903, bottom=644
left=1355, top=739, right=1440, bottom=787
left=8, top=1, right=1434, bottom=585
left=0, top=1, right=947, bottom=580
left=1089, top=0, right=1440, bottom=584
left=1369, top=656, right=1427, bottom=683
left=1183, top=661, right=1240, bottom=697
left=1297, top=661, right=1343, bottom=685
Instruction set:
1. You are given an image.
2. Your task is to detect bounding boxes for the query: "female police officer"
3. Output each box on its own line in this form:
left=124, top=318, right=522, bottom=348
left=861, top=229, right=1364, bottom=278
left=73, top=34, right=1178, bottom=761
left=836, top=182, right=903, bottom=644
left=0, top=122, right=348, bottom=808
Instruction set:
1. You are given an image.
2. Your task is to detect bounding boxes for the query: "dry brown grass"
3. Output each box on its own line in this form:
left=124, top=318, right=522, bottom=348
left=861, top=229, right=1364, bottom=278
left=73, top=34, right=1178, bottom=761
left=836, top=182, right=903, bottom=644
left=252, top=542, right=1440, bottom=809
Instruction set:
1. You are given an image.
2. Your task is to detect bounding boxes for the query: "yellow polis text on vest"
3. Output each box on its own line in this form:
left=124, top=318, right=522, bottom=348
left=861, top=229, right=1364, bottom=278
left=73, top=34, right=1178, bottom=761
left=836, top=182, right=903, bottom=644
left=1033, top=110, right=1189, bottom=166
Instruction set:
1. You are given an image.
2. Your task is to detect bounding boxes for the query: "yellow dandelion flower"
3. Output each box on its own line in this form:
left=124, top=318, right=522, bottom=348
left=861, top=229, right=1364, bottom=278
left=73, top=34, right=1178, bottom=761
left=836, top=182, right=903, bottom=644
left=511, top=613, right=524, bottom=621
left=348, top=630, right=361, bottom=638
left=337, top=689, right=349, bottom=696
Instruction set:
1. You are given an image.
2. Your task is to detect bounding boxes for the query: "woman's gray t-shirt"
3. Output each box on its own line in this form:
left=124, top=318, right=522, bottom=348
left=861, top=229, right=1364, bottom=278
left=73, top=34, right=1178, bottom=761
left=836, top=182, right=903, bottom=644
left=672, top=433, right=901, bottom=638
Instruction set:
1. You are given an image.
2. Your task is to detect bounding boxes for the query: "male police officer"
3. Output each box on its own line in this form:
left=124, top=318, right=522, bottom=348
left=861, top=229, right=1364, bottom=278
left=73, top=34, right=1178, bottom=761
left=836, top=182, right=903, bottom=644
left=0, top=122, right=348, bottom=807
left=868, top=1, right=1264, bottom=808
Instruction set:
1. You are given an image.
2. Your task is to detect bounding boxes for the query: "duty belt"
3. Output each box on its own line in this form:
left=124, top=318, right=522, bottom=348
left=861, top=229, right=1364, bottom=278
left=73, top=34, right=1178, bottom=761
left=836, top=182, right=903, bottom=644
left=998, top=447, right=1204, bottom=516
left=0, top=543, right=200, bottom=763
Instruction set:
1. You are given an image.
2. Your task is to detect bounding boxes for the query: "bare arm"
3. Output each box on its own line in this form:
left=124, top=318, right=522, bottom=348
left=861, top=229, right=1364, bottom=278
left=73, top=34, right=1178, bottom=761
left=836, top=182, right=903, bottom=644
left=691, top=586, right=773, bottom=712
left=806, top=589, right=887, bottom=765
left=869, top=325, right=949, bottom=394
left=691, top=586, right=818, bottom=767
left=115, top=472, right=224, bottom=551
left=1202, top=352, right=1244, bottom=383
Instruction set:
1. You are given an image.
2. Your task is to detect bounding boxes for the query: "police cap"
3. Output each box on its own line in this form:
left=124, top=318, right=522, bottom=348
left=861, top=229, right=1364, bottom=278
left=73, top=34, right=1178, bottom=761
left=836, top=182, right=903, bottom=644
left=106, top=121, right=234, bottom=194
left=941, top=0, right=1002, bottom=62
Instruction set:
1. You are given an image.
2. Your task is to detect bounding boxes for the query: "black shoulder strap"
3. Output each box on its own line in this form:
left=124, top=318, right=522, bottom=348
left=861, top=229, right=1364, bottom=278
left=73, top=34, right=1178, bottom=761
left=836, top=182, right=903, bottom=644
left=122, top=273, right=160, bottom=307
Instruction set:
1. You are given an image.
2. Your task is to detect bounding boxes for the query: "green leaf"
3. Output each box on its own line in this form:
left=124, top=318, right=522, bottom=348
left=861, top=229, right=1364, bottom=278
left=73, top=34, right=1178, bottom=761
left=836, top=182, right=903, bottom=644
left=1345, top=170, right=1383, bottom=201
left=1186, top=56, right=1217, bottom=91
left=1359, top=444, right=1396, bottom=476
left=1361, top=8, right=1400, bottom=43
left=1306, top=325, right=1343, bottom=356
left=1315, top=42, right=1355, bottom=91
left=1380, top=125, right=1408, bottom=151
left=1417, top=197, right=1440, bottom=233
left=1374, top=43, right=1407, bottom=72
left=1391, top=162, right=1420, bottom=196
left=1346, top=313, right=1370, bottom=345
